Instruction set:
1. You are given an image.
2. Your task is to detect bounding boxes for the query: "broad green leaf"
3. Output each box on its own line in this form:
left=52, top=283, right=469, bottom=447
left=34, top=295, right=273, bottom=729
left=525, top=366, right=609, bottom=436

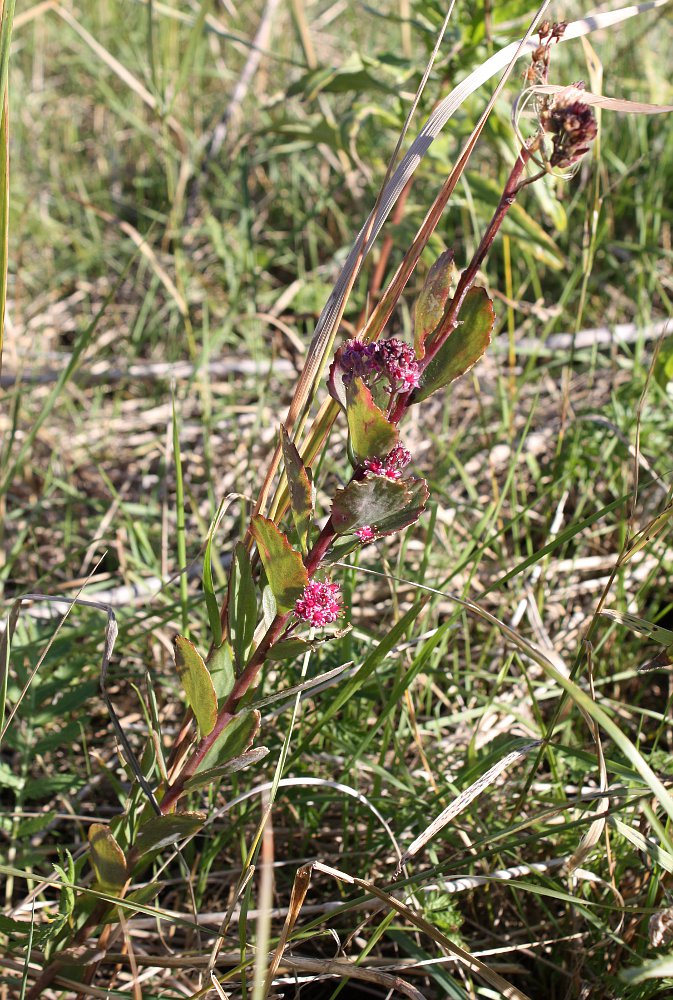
left=267, top=637, right=314, bottom=661
left=332, top=476, right=420, bottom=534
left=228, top=542, right=258, bottom=668
left=88, top=824, right=127, bottom=893
left=173, top=636, right=218, bottom=736
left=415, top=287, right=494, bottom=402
left=345, top=377, right=398, bottom=463
left=135, top=812, right=206, bottom=856
left=281, top=425, right=314, bottom=552
left=250, top=516, right=308, bottom=613
left=184, top=746, right=269, bottom=790
left=414, top=250, right=457, bottom=359
left=206, top=640, right=235, bottom=700
left=196, top=709, right=261, bottom=774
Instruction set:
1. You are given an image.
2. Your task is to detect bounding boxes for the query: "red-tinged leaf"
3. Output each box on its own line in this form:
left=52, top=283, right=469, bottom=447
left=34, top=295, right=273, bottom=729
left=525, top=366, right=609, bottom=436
left=88, top=824, right=127, bottom=893
left=135, top=812, right=206, bottom=856
left=373, top=478, right=429, bottom=535
left=173, top=636, right=218, bottom=736
left=345, top=377, right=398, bottom=463
left=250, top=515, right=308, bottom=613
left=414, top=250, right=457, bottom=359
left=281, top=426, right=314, bottom=552
left=415, top=286, right=494, bottom=402
left=196, top=709, right=261, bottom=774
left=332, top=476, right=411, bottom=534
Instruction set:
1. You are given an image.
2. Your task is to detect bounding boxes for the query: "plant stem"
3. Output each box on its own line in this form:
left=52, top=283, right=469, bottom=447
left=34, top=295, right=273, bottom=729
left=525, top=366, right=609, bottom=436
left=389, top=139, right=538, bottom=424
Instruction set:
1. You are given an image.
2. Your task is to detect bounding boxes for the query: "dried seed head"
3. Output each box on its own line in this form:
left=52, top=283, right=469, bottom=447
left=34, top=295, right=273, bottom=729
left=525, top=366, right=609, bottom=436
left=540, top=86, right=598, bottom=168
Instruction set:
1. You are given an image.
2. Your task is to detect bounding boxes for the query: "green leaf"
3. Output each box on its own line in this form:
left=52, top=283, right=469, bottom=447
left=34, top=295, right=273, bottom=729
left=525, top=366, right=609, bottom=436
left=250, top=515, right=308, bottom=613
left=196, top=709, right=261, bottom=774
left=173, top=636, right=218, bottom=737
left=206, top=640, right=235, bottom=700
left=267, top=638, right=314, bottom=661
left=184, top=746, right=269, bottom=790
left=415, top=287, right=494, bottom=402
left=345, top=377, right=399, bottom=463
left=135, top=812, right=206, bottom=856
left=414, top=250, right=457, bottom=359
left=228, top=542, right=258, bottom=668
left=281, top=425, right=314, bottom=553
left=373, top=478, right=429, bottom=535
left=332, top=476, right=426, bottom=534
left=88, top=824, right=127, bottom=893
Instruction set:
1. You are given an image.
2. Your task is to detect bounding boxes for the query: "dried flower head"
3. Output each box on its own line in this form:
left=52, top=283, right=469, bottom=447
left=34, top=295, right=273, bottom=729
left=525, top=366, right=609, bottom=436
left=365, top=444, right=412, bottom=481
left=541, top=86, right=598, bottom=168
left=294, top=580, right=342, bottom=627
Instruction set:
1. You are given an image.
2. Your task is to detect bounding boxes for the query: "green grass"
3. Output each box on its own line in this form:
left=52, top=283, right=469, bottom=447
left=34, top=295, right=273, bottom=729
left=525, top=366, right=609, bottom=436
left=1, top=0, right=673, bottom=997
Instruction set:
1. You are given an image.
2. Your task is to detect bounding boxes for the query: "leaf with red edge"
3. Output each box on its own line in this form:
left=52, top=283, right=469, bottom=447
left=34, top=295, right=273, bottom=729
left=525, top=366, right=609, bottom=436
left=332, top=475, right=427, bottom=534
left=281, top=426, right=314, bottom=553
left=414, top=250, right=457, bottom=359
left=250, top=515, right=308, bottom=613
left=415, top=286, right=494, bottom=402
left=196, top=708, right=261, bottom=774
left=373, top=478, right=429, bottom=535
left=345, top=377, right=398, bottom=463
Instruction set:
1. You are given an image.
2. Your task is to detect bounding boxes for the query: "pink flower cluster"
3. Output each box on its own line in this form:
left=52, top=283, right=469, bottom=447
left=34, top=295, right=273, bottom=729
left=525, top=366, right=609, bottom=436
left=364, top=444, right=411, bottom=482
left=356, top=524, right=376, bottom=543
left=340, top=337, right=420, bottom=392
left=294, top=580, right=342, bottom=627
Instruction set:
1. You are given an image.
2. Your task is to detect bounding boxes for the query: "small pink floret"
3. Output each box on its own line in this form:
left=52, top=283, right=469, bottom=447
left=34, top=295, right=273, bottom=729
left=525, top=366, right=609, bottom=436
left=376, top=339, right=421, bottom=390
left=365, top=445, right=412, bottom=482
left=356, top=524, right=376, bottom=542
left=294, top=580, right=342, bottom=627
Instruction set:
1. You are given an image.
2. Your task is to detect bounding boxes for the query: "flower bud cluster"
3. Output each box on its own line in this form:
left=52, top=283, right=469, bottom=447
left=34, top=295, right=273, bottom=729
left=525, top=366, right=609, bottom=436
left=294, top=580, right=342, bottom=627
left=340, top=337, right=420, bottom=392
left=364, top=444, right=411, bottom=481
